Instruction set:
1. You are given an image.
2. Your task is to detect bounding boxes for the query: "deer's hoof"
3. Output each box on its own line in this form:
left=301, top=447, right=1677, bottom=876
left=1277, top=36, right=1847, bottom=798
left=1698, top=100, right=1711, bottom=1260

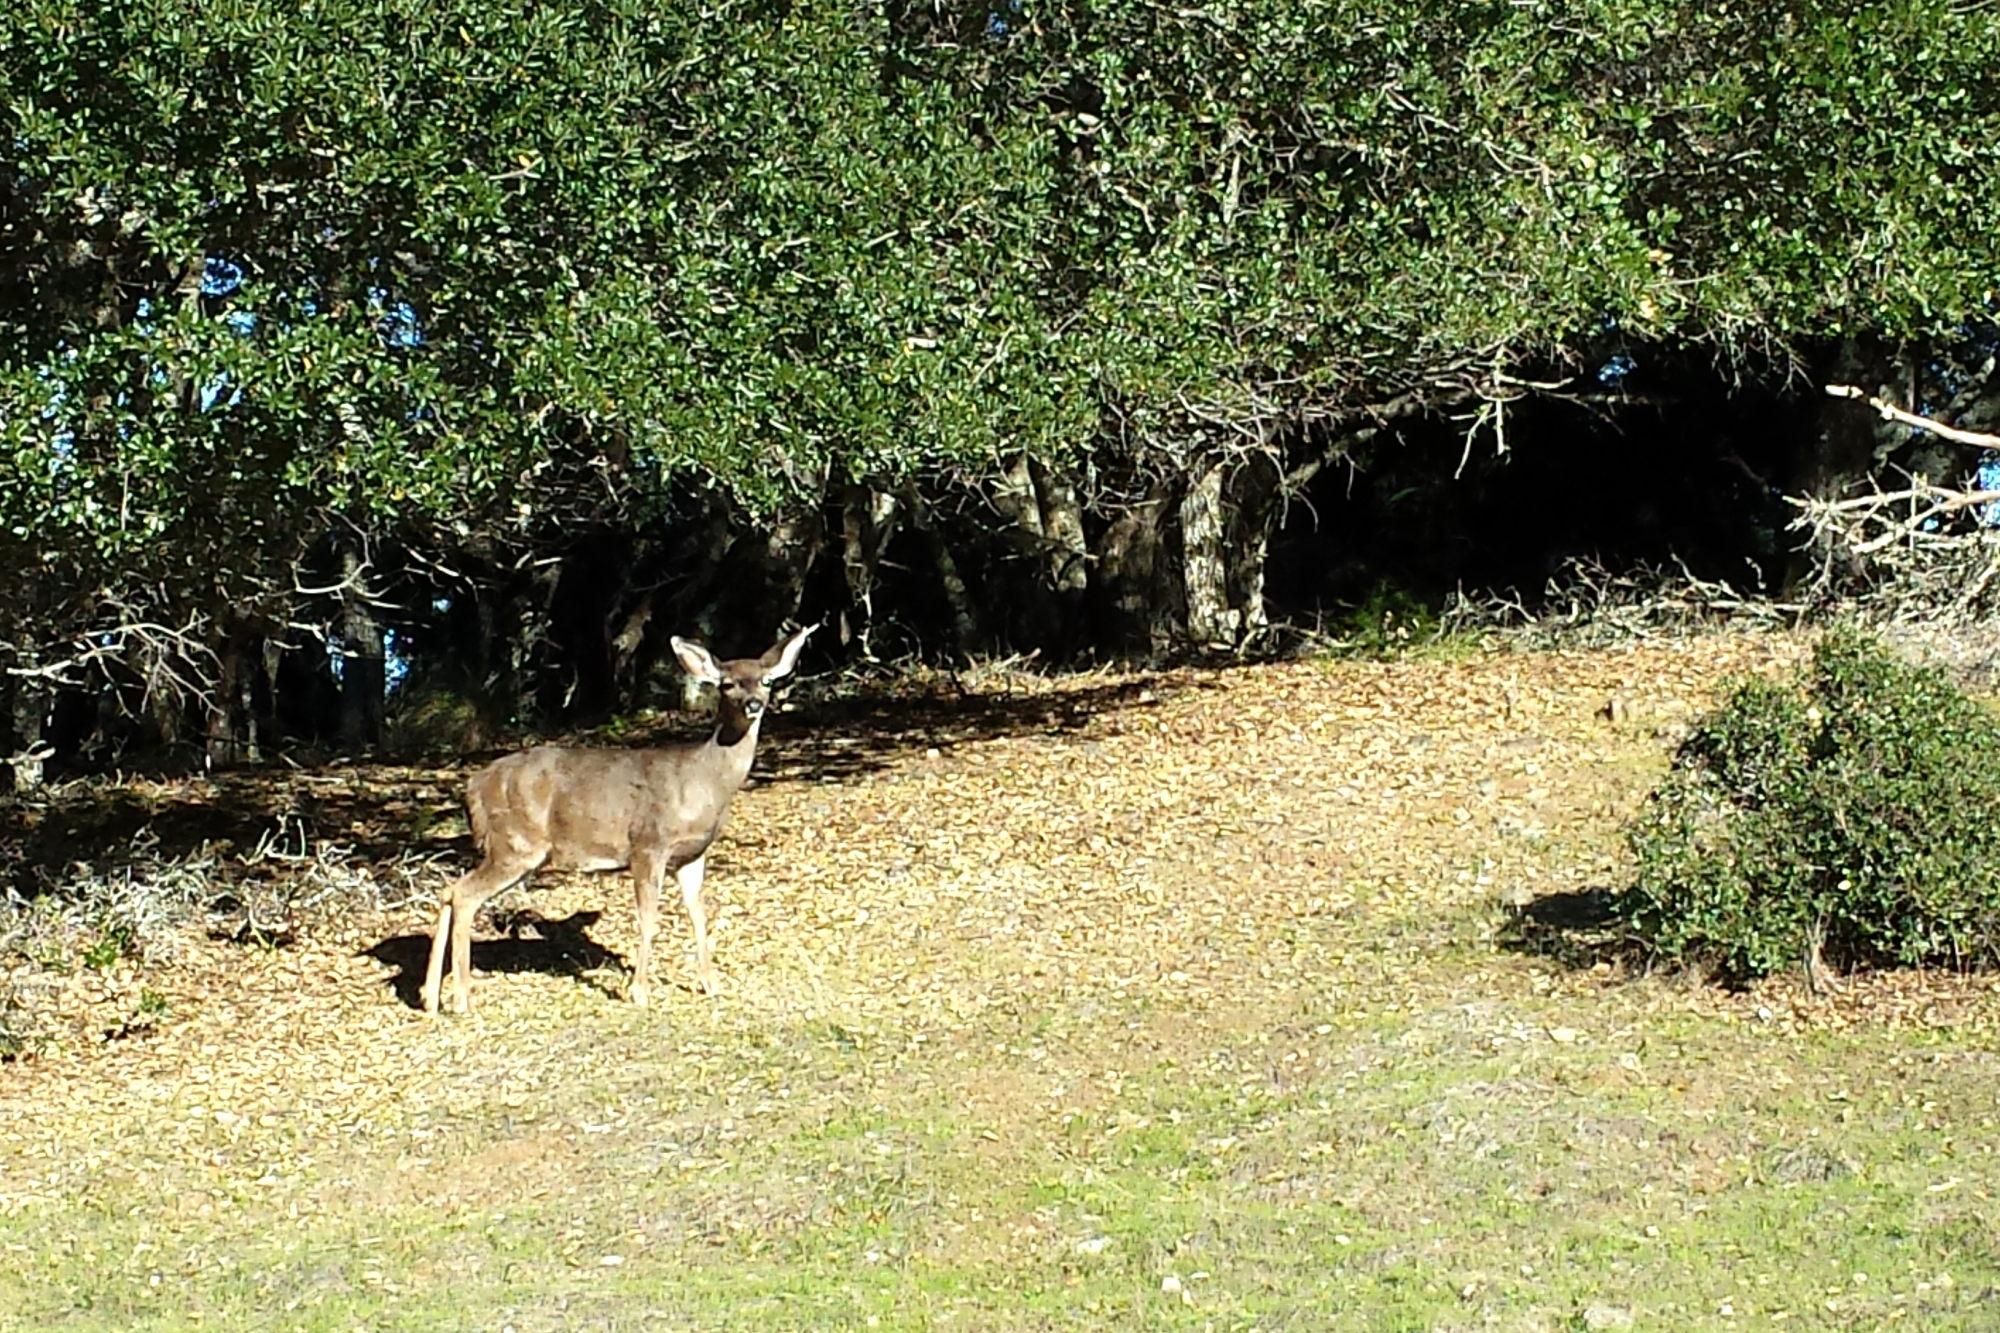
left=630, top=980, right=652, bottom=1008
left=696, top=968, right=723, bottom=998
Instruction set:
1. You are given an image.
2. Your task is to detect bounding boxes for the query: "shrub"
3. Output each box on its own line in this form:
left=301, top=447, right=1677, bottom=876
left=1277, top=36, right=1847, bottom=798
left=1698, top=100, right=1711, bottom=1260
left=0, top=976, right=45, bottom=1060
left=382, top=682, right=499, bottom=756
left=1331, top=583, right=1460, bottom=659
left=1620, top=626, right=2000, bottom=982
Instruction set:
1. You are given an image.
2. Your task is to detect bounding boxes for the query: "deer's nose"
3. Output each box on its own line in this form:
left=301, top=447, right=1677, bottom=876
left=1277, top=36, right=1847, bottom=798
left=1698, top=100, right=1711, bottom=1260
left=744, top=698, right=766, bottom=717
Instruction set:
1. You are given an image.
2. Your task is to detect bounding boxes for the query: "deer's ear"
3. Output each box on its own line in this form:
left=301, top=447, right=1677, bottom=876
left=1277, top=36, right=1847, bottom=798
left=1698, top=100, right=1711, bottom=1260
left=670, top=636, right=723, bottom=685
left=761, top=623, right=817, bottom=682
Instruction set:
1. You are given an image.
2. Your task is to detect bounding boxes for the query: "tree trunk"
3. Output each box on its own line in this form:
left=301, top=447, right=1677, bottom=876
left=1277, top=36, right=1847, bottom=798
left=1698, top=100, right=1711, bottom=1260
left=1092, top=479, right=1178, bottom=656
left=767, top=512, right=822, bottom=630
left=140, top=644, right=187, bottom=750
left=253, top=635, right=280, bottom=753
left=1785, top=337, right=1898, bottom=594
left=547, top=535, right=626, bottom=722
left=339, top=547, right=385, bottom=748
left=839, top=485, right=901, bottom=658
left=904, top=485, right=982, bottom=658
left=469, top=573, right=519, bottom=715
left=976, top=455, right=1097, bottom=654
left=1031, top=460, right=1089, bottom=656
left=655, top=495, right=736, bottom=650
left=1225, top=456, right=1280, bottom=645
left=707, top=511, right=824, bottom=659
left=989, top=456, right=1045, bottom=545
left=1793, top=338, right=1896, bottom=501
left=521, top=557, right=563, bottom=722
left=610, top=587, right=656, bottom=705
left=4, top=673, right=52, bottom=790
left=1180, top=460, right=1235, bottom=646
left=204, top=629, right=256, bottom=768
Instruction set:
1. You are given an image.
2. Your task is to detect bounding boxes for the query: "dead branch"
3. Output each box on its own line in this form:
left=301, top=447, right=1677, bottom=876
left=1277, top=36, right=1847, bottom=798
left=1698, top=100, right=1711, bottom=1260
left=1790, top=481, right=2000, bottom=555
left=1440, top=554, right=1799, bottom=646
left=3, top=610, right=220, bottom=704
left=1777, top=393, right=2000, bottom=624
left=1825, top=384, right=2000, bottom=450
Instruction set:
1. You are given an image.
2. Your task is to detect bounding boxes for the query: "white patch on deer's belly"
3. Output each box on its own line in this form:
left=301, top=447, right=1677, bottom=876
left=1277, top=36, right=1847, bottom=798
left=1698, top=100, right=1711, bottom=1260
left=552, top=852, right=631, bottom=873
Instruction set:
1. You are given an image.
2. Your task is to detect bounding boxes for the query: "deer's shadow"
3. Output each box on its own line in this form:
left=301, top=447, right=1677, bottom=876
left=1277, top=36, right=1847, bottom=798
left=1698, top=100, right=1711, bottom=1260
left=363, top=908, right=623, bottom=1010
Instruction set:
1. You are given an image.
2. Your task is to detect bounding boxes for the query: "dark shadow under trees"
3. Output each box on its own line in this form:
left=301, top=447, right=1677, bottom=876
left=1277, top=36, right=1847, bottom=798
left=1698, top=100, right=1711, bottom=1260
left=0, top=676, right=1182, bottom=903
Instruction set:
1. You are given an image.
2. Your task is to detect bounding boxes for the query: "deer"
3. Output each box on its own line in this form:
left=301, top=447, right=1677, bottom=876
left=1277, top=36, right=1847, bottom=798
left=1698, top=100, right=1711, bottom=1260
left=420, top=624, right=815, bottom=1016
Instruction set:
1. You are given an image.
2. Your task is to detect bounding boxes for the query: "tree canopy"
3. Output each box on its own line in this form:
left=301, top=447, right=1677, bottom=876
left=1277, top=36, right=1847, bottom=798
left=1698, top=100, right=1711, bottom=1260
left=3, top=0, right=1998, bottom=754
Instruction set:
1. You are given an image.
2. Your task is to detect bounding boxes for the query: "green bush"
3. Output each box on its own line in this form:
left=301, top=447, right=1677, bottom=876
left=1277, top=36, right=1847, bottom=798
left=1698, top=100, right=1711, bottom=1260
left=1329, top=583, right=1467, bottom=660
left=1620, top=627, right=2000, bottom=982
left=382, top=683, right=500, bottom=757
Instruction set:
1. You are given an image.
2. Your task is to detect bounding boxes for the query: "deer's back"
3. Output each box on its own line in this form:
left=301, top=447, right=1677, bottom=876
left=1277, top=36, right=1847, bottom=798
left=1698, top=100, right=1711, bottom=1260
left=467, top=743, right=727, bottom=871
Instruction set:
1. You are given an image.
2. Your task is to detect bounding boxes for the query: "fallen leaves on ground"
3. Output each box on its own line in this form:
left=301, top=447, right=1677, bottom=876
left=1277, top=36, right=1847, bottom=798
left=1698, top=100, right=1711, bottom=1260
left=3, top=629, right=1997, bottom=1327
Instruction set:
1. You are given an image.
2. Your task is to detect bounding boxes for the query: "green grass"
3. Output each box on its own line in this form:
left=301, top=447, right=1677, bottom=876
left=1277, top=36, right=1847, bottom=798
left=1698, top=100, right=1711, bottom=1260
left=4, top=639, right=1997, bottom=1330
left=8, top=961, right=1995, bottom=1331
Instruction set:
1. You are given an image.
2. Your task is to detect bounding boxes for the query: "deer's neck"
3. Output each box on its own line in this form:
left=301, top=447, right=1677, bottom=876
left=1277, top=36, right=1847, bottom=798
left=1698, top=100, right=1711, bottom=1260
left=703, top=706, right=765, bottom=792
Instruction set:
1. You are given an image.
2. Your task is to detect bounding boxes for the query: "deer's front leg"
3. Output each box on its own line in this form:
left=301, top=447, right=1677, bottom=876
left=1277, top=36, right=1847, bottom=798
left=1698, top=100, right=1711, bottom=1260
left=676, top=857, right=719, bottom=996
left=631, top=853, right=665, bottom=1008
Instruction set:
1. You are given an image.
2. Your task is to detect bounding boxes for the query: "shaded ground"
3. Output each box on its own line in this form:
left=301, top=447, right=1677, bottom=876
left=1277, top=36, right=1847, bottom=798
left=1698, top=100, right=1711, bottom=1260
left=0, top=677, right=1158, bottom=896
left=3, top=631, right=1998, bottom=1330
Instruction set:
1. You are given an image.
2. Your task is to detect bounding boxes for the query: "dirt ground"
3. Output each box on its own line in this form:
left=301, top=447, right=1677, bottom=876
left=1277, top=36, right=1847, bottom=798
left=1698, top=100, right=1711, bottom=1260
left=4, top=631, right=1997, bottom=1330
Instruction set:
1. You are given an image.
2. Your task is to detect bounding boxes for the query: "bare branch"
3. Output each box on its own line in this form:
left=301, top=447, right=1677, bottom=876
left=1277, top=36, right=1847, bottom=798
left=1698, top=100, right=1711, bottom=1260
left=1788, top=480, right=2000, bottom=558
left=4, top=613, right=220, bottom=703
left=1440, top=553, right=1800, bottom=645
left=1825, top=384, right=2000, bottom=450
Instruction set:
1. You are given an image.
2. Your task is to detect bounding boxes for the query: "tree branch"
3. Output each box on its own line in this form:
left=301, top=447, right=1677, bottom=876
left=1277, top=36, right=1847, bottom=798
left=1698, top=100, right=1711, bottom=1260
left=1825, top=384, right=2000, bottom=450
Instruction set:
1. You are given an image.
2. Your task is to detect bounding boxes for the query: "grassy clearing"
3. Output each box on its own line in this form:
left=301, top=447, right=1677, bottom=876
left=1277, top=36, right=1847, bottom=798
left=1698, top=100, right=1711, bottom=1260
left=3, top=632, right=1998, bottom=1330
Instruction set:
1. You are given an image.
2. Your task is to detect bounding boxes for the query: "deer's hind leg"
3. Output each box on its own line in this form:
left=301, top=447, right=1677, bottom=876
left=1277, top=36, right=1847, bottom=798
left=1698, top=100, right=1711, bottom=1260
left=423, top=853, right=543, bottom=1015
left=421, top=897, right=455, bottom=1015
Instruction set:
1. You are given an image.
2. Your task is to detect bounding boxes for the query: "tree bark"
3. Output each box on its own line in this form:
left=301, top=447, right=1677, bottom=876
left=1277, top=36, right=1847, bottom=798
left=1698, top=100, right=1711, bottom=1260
left=1180, top=460, right=1235, bottom=646
left=1030, top=460, right=1089, bottom=656
left=839, top=484, right=901, bottom=658
left=980, top=455, right=1095, bottom=654
left=988, top=456, right=1045, bottom=545
left=1785, top=337, right=1898, bottom=594
left=521, top=556, right=563, bottom=721
left=253, top=634, right=280, bottom=754
left=140, top=643, right=188, bottom=750
left=547, top=535, right=626, bottom=722
left=1033, top=462, right=1089, bottom=595
left=1093, top=478, right=1178, bottom=656
left=904, top=485, right=982, bottom=658
left=1795, top=338, right=1896, bottom=501
left=1225, top=457, right=1280, bottom=644
left=204, top=628, right=256, bottom=768
left=4, top=674, right=52, bottom=790
left=473, top=573, right=520, bottom=718
left=339, top=547, right=385, bottom=748
left=610, top=586, right=656, bottom=705
left=709, top=511, right=824, bottom=655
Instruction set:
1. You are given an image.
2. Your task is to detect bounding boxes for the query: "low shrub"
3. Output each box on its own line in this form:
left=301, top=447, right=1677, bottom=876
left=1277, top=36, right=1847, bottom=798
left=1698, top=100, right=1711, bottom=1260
left=383, top=682, right=499, bottom=756
left=1620, top=626, right=2000, bottom=982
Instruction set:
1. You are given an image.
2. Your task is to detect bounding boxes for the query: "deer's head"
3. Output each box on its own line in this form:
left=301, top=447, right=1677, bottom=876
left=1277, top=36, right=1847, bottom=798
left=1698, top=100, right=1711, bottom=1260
left=670, top=624, right=816, bottom=734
